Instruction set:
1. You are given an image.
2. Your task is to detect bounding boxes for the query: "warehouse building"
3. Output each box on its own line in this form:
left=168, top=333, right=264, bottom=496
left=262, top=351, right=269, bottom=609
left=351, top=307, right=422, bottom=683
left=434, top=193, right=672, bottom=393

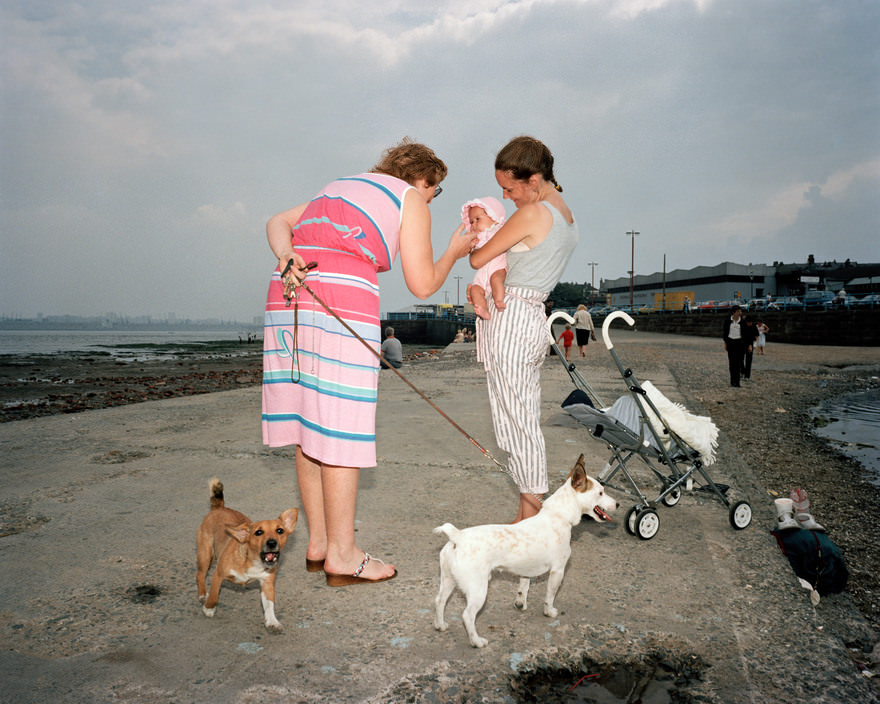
left=603, top=259, right=879, bottom=311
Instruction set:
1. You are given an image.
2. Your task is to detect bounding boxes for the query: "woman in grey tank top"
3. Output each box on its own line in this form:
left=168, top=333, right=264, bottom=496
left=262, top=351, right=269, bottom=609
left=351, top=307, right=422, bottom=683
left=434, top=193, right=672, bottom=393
left=470, top=136, right=578, bottom=522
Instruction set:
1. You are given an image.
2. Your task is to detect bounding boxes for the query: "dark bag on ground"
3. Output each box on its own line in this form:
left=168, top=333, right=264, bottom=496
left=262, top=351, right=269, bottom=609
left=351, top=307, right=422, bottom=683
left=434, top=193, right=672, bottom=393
left=771, top=528, right=849, bottom=595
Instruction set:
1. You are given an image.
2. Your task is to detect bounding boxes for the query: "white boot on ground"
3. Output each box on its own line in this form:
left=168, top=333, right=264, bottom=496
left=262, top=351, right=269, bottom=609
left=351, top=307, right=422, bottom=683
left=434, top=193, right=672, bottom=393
left=795, top=512, right=826, bottom=531
left=774, top=498, right=799, bottom=531
left=790, top=488, right=825, bottom=531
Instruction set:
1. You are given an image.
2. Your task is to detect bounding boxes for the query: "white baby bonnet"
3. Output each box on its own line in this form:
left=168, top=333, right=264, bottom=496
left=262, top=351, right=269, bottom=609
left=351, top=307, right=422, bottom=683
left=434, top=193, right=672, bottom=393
left=460, top=196, right=506, bottom=232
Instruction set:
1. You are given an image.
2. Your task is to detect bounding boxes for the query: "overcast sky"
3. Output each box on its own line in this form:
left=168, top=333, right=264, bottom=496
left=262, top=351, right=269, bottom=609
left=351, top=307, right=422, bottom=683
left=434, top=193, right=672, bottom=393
left=2, top=0, right=878, bottom=323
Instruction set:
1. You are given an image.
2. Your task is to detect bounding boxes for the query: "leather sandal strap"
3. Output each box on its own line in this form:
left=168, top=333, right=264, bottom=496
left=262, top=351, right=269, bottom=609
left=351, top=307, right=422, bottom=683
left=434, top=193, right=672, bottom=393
left=352, top=553, right=371, bottom=578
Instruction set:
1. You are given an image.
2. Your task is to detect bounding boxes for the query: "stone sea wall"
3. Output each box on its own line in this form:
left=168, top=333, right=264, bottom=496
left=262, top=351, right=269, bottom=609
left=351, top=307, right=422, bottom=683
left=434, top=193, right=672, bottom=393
left=384, top=309, right=880, bottom=346
left=628, top=309, right=880, bottom=346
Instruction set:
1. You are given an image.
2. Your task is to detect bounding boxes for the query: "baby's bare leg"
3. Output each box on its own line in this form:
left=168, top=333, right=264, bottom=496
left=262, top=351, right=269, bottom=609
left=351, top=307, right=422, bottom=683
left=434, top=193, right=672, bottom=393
left=489, top=270, right=507, bottom=312
left=471, top=284, right=490, bottom=320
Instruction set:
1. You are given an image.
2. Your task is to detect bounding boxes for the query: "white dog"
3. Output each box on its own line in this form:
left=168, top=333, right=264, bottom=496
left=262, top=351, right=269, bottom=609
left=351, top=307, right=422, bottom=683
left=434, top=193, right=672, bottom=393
left=433, top=454, right=617, bottom=647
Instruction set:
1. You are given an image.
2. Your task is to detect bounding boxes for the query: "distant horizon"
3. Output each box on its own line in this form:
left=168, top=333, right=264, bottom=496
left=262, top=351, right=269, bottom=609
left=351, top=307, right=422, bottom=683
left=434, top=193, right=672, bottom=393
left=4, top=252, right=876, bottom=324
left=0, top=315, right=262, bottom=330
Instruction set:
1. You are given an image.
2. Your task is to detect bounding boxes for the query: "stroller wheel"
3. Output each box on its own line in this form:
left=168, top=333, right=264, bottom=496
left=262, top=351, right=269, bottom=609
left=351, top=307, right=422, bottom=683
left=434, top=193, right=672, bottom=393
left=625, top=505, right=640, bottom=535
left=635, top=508, right=660, bottom=540
left=661, top=486, right=682, bottom=507
left=729, top=501, right=752, bottom=530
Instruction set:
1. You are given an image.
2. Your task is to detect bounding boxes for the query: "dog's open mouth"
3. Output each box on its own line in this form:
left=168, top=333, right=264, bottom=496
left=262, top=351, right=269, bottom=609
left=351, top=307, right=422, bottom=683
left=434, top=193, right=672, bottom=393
left=593, top=506, right=613, bottom=522
left=261, top=551, right=279, bottom=565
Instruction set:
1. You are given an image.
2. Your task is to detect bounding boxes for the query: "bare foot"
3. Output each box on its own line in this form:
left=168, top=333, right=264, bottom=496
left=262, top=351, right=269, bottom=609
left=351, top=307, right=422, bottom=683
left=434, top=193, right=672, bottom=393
left=494, top=297, right=506, bottom=312
left=324, top=550, right=396, bottom=581
left=474, top=302, right=491, bottom=320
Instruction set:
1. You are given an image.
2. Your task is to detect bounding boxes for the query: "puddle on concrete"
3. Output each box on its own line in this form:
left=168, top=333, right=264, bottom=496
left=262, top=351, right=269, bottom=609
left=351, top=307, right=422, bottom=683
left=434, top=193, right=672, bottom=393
left=511, top=653, right=704, bottom=703
left=126, top=584, right=162, bottom=604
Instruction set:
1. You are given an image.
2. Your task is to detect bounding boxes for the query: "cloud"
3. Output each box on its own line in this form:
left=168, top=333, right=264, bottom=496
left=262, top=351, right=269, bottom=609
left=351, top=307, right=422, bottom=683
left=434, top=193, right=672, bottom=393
left=711, top=160, right=880, bottom=243
left=606, top=0, right=713, bottom=20
left=1, top=0, right=877, bottom=320
left=192, top=202, right=249, bottom=227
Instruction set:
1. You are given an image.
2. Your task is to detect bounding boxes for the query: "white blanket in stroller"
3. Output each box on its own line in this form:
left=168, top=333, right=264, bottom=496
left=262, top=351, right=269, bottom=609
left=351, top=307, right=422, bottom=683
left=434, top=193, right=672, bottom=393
left=604, top=381, right=718, bottom=466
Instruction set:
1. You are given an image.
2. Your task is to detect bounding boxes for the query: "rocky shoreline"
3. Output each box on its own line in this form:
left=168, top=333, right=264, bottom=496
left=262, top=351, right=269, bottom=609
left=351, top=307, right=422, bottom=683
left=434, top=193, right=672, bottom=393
left=660, top=342, right=880, bottom=641
left=0, top=347, right=264, bottom=422
left=0, top=344, right=448, bottom=423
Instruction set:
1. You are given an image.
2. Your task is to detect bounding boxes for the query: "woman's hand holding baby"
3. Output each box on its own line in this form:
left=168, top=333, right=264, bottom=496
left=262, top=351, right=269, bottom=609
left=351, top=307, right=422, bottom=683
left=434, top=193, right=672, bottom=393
left=448, top=223, right=477, bottom=259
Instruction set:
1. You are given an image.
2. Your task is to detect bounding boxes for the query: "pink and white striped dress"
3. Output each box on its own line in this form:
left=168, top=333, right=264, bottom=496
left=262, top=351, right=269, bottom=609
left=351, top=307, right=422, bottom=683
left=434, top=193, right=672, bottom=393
left=262, top=173, right=412, bottom=467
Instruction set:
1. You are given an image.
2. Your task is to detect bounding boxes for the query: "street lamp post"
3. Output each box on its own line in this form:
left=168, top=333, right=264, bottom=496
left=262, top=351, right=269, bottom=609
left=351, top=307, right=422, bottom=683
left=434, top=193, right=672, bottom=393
left=626, top=230, right=639, bottom=308
left=749, top=263, right=754, bottom=300
left=454, top=275, right=462, bottom=306
left=587, top=261, right=598, bottom=304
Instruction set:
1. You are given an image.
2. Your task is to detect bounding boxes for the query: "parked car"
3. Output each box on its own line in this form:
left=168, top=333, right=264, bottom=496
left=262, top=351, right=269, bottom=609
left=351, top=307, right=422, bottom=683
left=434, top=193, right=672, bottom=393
left=803, top=290, right=836, bottom=308
left=746, top=298, right=782, bottom=311
left=853, top=294, right=880, bottom=308
left=764, top=296, right=803, bottom=310
left=695, top=300, right=742, bottom=312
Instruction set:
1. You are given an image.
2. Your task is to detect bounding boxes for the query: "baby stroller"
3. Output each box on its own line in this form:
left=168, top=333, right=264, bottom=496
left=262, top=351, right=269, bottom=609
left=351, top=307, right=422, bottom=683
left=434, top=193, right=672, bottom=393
left=546, top=310, right=752, bottom=540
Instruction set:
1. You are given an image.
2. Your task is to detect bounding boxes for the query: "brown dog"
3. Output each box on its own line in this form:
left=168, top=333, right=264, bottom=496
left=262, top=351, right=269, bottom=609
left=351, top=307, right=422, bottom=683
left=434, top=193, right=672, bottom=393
left=196, top=478, right=298, bottom=632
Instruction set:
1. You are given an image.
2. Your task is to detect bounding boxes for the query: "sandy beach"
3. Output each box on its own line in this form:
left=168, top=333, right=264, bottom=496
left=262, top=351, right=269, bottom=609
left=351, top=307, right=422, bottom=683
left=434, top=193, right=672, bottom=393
left=1, top=329, right=879, bottom=702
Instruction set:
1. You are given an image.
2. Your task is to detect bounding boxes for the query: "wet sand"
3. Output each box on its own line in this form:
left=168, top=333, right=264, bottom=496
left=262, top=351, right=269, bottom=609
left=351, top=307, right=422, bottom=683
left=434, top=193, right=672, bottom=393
left=0, top=343, right=444, bottom=423
left=0, top=344, right=264, bottom=422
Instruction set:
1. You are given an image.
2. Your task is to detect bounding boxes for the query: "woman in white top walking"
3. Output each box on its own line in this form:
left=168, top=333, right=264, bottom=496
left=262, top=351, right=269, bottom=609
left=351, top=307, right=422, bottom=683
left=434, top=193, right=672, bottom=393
left=573, top=304, right=596, bottom=357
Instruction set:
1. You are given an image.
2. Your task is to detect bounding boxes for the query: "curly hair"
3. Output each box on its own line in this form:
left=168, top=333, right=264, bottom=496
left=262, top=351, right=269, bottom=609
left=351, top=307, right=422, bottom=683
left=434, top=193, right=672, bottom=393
left=371, top=138, right=448, bottom=187
left=495, top=135, right=562, bottom=192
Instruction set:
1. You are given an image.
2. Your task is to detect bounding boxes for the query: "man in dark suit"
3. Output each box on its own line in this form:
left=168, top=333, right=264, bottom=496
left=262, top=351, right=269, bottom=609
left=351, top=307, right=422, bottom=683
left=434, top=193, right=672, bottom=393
left=722, top=305, right=745, bottom=387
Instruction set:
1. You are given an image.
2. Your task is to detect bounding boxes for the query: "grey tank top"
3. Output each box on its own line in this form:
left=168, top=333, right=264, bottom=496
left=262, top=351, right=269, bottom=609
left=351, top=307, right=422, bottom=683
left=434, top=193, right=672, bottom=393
left=505, top=203, right=578, bottom=293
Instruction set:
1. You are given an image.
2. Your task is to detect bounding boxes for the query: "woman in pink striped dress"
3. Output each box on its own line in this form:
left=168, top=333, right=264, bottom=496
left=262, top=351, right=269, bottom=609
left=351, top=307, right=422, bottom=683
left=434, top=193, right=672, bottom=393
left=263, top=139, right=475, bottom=585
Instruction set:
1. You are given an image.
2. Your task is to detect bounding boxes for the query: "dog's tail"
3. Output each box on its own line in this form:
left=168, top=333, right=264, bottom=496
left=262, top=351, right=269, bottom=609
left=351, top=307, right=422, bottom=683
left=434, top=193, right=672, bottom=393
left=208, top=478, right=224, bottom=510
left=433, top=523, right=461, bottom=543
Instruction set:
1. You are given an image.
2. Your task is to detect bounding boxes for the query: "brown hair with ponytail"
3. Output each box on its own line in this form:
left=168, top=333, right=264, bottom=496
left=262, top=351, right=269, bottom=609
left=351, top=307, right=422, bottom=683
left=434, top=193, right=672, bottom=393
left=494, top=136, right=562, bottom=192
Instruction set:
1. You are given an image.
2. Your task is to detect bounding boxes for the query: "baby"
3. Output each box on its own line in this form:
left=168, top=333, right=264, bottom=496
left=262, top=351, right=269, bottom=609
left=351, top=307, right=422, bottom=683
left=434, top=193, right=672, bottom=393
left=462, top=197, right=507, bottom=320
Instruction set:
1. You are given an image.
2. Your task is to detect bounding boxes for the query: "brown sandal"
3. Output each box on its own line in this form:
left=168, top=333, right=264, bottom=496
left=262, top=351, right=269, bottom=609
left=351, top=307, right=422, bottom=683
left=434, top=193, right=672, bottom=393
left=325, top=553, right=396, bottom=587
left=306, top=558, right=325, bottom=573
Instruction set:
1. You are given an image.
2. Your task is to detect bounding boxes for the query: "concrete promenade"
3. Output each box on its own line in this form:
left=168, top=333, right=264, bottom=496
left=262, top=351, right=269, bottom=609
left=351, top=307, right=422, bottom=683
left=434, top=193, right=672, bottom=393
left=0, top=331, right=876, bottom=703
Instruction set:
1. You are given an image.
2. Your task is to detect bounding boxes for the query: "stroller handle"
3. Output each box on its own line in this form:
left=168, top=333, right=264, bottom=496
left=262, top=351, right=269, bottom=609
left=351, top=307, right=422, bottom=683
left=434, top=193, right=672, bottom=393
left=546, top=310, right=575, bottom=342
left=601, top=310, right=634, bottom=349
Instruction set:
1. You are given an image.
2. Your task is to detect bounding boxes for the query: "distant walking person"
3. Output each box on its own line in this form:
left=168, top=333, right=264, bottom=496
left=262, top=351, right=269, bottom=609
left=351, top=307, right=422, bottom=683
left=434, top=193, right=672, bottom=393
left=722, top=305, right=745, bottom=387
left=573, top=304, right=596, bottom=356
left=557, top=323, right=575, bottom=361
left=755, top=320, right=769, bottom=355
left=380, top=327, right=402, bottom=369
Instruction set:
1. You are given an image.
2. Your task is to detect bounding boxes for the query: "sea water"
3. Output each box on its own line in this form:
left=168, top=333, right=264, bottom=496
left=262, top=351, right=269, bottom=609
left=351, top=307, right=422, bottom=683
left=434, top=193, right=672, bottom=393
left=0, top=330, right=257, bottom=359
left=810, top=387, right=880, bottom=486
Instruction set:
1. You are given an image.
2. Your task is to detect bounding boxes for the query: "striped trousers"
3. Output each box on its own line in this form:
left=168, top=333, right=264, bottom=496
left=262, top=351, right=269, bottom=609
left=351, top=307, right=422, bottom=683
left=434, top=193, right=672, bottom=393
left=477, top=287, right=550, bottom=495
